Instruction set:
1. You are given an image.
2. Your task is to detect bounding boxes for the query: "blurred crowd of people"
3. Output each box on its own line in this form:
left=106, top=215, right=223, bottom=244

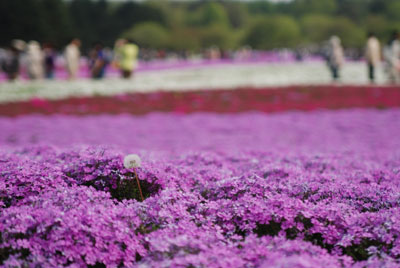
left=1, top=31, right=400, bottom=84
left=0, top=38, right=139, bottom=81
left=322, top=31, right=400, bottom=84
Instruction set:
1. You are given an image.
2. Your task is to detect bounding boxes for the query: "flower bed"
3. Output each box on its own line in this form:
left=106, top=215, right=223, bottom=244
left=0, top=85, right=399, bottom=116
left=0, top=61, right=391, bottom=104
left=1, top=109, right=400, bottom=267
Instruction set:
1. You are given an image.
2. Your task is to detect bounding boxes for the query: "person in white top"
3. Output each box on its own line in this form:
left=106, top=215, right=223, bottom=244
left=26, top=41, right=44, bottom=80
left=326, top=36, right=345, bottom=82
left=365, top=33, right=381, bottom=84
left=64, top=38, right=81, bottom=80
left=384, top=31, right=400, bottom=84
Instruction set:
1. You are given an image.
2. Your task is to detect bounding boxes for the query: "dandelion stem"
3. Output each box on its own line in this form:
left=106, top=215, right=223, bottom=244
left=133, top=168, right=144, bottom=201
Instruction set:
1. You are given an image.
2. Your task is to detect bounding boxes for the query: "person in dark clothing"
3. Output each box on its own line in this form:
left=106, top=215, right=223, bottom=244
left=89, top=42, right=108, bottom=79
left=43, top=43, right=56, bottom=79
left=1, top=48, right=19, bottom=80
left=1, top=40, right=25, bottom=81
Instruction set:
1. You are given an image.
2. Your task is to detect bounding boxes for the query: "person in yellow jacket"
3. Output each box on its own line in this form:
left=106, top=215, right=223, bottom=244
left=114, top=39, right=139, bottom=79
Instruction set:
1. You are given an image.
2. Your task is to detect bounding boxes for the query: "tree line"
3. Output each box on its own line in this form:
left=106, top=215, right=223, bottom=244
left=1, top=0, right=399, bottom=52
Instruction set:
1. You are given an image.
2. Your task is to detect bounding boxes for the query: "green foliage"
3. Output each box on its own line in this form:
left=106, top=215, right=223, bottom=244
left=369, top=0, right=388, bottom=14
left=0, top=0, right=399, bottom=51
left=245, top=16, right=301, bottom=49
left=301, top=15, right=335, bottom=43
left=223, top=2, right=250, bottom=29
left=123, top=22, right=169, bottom=49
left=167, top=28, right=201, bottom=51
left=69, top=0, right=112, bottom=49
left=199, top=25, right=235, bottom=50
left=291, top=0, right=337, bottom=15
left=39, top=0, right=73, bottom=46
left=365, top=16, right=390, bottom=41
left=336, top=0, right=370, bottom=23
left=0, top=0, right=72, bottom=47
left=200, top=2, right=230, bottom=27
left=247, top=1, right=275, bottom=15
left=386, top=1, right=400, bottom=20
left=330, top=17, right=365, bottom=48
left=301, top=15, right=365, bottom=48
left=186, top=2, right=230, bottom=28
left=112, top=1, right=166, bottom=33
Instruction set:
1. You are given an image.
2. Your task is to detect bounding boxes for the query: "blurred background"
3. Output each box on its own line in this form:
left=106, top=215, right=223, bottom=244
left=1, top=0, right=399, bottom=53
